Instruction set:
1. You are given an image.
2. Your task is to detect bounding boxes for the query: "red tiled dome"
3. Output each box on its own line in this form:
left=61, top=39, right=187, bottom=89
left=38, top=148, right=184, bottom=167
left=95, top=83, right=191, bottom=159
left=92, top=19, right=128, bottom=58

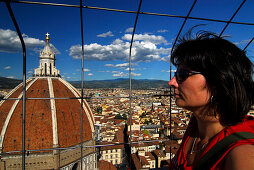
left=0, top=33, right=94, bottom=155
left=0, top=77, right=95, bottom=153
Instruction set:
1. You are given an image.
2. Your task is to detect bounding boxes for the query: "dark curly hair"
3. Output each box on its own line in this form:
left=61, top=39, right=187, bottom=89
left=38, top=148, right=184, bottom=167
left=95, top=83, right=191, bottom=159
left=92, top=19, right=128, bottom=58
left=171, top=31, right=254, bottom=125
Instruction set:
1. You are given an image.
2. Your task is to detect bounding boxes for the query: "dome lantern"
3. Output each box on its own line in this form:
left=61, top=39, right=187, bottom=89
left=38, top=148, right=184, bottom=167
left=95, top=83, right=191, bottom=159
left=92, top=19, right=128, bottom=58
left=34, top=33, right=60, bottom=77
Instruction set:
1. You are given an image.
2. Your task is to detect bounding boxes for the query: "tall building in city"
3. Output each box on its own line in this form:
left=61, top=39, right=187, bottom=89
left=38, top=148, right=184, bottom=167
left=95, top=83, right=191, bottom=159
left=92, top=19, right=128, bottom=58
left=0, top=34, right=97, bottom=169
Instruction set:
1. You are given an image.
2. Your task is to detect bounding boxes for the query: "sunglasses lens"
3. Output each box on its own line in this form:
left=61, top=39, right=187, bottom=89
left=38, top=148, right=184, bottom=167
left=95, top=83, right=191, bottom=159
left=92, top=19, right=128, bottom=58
left=175, top=70, right=189, bottom=82
left=174, top=69, right=201, bottom=83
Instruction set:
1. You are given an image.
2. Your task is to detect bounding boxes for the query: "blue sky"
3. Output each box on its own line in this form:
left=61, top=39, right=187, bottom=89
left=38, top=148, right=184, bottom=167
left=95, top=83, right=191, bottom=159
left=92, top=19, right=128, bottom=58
left=0, top=0, right=253, bottom=81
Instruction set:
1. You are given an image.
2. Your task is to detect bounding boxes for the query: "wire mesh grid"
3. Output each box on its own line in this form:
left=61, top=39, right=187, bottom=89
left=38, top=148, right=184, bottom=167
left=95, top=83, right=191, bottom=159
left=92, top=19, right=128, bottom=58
left=0, top=0, right=254, bottom=169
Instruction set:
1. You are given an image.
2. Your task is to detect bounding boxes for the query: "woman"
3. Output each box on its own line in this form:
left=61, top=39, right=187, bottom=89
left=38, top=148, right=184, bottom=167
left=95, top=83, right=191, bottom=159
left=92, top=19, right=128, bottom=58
left=168, top=31, right=254, bottom=169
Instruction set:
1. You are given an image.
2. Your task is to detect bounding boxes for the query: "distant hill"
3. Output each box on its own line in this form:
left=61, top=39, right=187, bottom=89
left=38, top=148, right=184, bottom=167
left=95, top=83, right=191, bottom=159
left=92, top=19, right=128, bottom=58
left=0, top=77, right=22, bottom=89
left=0, top=77, right=169, bottom=90
left=70, top=78, right=169, bottom=89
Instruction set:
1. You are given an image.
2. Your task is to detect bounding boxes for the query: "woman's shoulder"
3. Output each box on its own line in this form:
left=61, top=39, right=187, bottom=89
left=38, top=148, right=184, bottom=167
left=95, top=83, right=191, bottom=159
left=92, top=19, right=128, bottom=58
left=224, top=144, right=254, bottom=170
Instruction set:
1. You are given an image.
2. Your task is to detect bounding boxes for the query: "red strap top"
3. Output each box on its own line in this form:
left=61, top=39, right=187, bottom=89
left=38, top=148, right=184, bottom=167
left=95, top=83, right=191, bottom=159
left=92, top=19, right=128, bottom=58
left=170, top=115, right=254, bottom=170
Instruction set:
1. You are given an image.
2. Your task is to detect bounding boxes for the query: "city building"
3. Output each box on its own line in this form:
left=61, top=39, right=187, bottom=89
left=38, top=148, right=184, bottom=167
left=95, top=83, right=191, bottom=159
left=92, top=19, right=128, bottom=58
left=100, top=144, right=124, bottom=166
left=131, top=150, right=156, bottom=169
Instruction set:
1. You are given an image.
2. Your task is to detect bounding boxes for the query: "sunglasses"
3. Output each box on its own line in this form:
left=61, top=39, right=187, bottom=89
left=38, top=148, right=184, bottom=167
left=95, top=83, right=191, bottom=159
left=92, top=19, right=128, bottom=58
left=175, top=69, right=202, bottom=83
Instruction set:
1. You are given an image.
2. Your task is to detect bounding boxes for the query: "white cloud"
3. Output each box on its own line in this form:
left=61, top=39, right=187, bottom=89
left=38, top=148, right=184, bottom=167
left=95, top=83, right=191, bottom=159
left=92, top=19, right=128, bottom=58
left=111, top=70, right=140, bottom=77
left=7, top=76, right=15, bottom=79
left=160, top=55, right=171, bottom=62
left=0, top=29, right=42, bottom=53
left=97, top=31, right=114, bottom=38
left=83, top=69, right=90, bottom=72
left=0, top=28, right=60, bottom=54
left=125, top=27, right=134, bottom=33
left=99, top=70, right=111, bottom=73
left=112, top=39, right=124, bottom=44
left=132, top=72, right=141, bottom=76
left=122, top=33, right=168, bottom=45
left=158, top=29, right=168, bottom=33
left=4, top=66, right=11, bottom=69
left=105, top=64, right=114, bottom=67
left=69, top=33, right=170, bottom=62
left=115, top=63, right=129, bottom=67
left=88, top=73, right=93, bottom=76
left=112, top=72, right=128, bottom=77
left=234, top=39, right=251, bottom=45
left=161, top=69, right=176, bottom=73
left=105, top=63, right=134, bottom=68
left=70, top=43, right=130, bottom=60
left=125, top=68, right=135, bottom=71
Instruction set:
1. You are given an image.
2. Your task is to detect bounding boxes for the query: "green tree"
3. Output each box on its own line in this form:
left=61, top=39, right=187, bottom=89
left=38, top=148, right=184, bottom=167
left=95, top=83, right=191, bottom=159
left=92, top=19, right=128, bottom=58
left=141, top=112, right=146, bottom=117
left=96, top=106, right=102, bottom=114
left=142, top=130, right=149, bottom=135
left=122, top=113, right=127, bottom=120
left=115, top=114, right=123, bottom=119
left=144, top=120, right=149, bottom=125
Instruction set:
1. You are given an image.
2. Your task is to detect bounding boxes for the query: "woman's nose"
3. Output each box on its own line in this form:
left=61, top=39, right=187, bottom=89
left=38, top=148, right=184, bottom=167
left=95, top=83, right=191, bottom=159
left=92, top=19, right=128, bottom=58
left=168, top=76, right=178, bottom=87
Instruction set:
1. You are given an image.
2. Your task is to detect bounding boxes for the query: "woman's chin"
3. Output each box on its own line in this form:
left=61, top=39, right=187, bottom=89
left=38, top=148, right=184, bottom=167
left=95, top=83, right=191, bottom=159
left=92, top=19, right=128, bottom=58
left=175, top=99, right=186, bottom=108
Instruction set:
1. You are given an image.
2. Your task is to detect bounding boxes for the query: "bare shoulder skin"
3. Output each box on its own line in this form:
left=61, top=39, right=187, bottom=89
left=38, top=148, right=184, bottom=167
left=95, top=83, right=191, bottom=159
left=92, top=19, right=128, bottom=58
left=224, top=144, right=254, bottom=170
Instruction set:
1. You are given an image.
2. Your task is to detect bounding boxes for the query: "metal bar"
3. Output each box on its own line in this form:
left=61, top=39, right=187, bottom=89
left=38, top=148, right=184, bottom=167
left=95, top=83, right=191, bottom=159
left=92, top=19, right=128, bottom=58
left=128, top=0, right=143, bottom=168
left=219, top=0, right=246, bottom=37
left=79, top=0, right=85, bottom=169
left=243, top=37, right=254, bottom=51
left=1, top=0, right=254, bottom=26
left=170, top=0, right=197, bottom=54
left=1, top=94, right=173, bottom=101
left=168, top=0, right=197, bottom=161
left=2, top=0, right=79, bottom=7
left=186, top=16, right=254, bottom=26
left=1, top=0, right=253, bottom=169
left=0, top=138, right=171, bottom=155
left=169, top=65, right=172, bottom=161
left=4, top=1, right=27, bottom=170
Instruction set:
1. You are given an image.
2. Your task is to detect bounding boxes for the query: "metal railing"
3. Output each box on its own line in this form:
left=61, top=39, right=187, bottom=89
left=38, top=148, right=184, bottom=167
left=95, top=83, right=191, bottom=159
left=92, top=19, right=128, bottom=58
left=1, top=0, right=253, bottom=169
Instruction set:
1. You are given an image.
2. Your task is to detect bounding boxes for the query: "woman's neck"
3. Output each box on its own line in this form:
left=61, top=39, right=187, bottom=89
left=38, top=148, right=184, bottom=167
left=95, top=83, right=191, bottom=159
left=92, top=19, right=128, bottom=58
left=192, top=107, right=225, bottom=140
left=195, top=117, right=225, bottom=140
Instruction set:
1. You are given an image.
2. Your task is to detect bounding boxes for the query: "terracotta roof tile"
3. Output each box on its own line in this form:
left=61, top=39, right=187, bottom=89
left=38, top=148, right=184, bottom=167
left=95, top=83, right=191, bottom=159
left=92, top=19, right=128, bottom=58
left=98, top=160, right=117, bottom=170
left=0, top=78, right=94, bottom=153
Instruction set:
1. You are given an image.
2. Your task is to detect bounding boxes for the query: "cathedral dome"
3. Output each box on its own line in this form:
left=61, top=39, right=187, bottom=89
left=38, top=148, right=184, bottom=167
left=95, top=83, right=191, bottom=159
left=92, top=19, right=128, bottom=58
left=0, top=33, right=96, bottom=169
left=0, top=77, right=95, bottom=153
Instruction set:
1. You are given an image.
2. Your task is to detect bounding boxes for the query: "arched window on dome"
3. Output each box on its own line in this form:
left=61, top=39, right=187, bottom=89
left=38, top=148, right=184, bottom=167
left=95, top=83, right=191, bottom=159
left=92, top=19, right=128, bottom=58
left=50, top=63, right=52, bottom=76
left=71, top=162, right=78, bottom=170
left=44, top=63, right=47, bottom=75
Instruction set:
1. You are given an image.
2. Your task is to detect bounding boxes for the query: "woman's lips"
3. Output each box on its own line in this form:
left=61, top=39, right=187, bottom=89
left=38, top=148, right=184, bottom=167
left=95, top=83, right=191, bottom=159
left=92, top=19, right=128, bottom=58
left=174, top=93, right=180, bottom=98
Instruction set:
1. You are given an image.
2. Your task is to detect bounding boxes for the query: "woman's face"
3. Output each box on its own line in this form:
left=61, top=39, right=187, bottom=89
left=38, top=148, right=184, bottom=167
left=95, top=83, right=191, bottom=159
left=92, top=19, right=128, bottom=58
left=168, top=66, right=211, bottom=112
